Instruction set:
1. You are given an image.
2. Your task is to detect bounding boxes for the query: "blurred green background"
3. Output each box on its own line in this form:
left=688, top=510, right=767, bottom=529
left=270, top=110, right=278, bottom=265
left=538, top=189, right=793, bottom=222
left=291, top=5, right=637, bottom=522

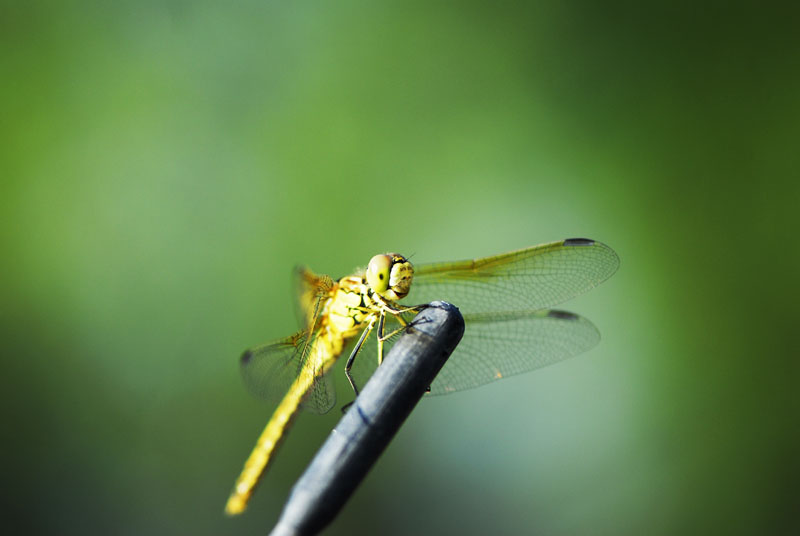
left=2, top=2, right=798, bottom=535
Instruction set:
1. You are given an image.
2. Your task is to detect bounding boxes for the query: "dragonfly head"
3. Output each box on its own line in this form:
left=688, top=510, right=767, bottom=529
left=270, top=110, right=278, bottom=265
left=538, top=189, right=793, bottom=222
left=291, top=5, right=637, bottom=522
left=365, top=253, right=414, bottom=301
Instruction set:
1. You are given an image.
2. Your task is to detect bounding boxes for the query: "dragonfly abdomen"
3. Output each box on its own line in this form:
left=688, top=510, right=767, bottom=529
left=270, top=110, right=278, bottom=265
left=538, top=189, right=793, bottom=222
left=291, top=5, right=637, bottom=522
left=225, top=334, right=344, bottom=515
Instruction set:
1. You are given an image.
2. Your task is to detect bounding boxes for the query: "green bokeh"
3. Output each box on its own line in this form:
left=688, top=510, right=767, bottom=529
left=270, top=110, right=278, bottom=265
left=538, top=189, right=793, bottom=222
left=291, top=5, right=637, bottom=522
left=2, top=2, right=798, bottom=535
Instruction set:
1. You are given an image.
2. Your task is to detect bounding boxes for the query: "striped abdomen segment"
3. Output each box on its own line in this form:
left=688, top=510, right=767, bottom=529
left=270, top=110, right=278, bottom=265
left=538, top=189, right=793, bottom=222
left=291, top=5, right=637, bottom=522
left=225, top=337, right=337, bottom=515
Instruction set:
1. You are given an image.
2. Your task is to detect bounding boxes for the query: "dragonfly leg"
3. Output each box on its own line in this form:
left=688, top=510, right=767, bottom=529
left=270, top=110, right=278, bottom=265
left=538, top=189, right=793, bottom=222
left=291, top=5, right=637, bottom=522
left=378, top=303, right=429, bottom=343
left=383, top=304, right=431, bottom=391
left=377, top=313, right=386, bottom=365
left=377, top=321, right=410, bottom=347
left=383, top=303, right=426, bottom=317
left=344, top=317, right=376, bottom=398
left=375, top=310, right=414, bottom=364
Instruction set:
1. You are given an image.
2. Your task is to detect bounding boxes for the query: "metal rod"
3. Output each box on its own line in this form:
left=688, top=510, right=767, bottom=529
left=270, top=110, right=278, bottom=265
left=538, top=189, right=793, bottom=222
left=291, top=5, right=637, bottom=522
left=268, top=301, right=465, bottom=536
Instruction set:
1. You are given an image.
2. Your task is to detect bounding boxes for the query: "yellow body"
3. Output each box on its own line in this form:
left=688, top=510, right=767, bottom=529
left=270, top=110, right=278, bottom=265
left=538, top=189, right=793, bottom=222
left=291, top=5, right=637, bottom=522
left=226, top=258, right=414, bottom=515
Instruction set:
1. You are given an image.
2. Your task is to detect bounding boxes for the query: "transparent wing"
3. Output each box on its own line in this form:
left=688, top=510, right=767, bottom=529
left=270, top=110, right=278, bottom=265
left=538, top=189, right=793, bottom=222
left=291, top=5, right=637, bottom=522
left=348, top=308, right=599, bottom=396
left=236, top=269, right=338, bottom=414
left=429, top=309, right=599, bottom=394
left=239, top=331, right=336, bottom=415
left=405, top=239, right=619, bottom=314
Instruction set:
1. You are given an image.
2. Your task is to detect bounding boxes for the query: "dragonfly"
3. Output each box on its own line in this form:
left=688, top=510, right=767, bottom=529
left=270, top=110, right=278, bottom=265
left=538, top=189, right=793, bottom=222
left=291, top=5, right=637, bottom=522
left=225, top=238, right=619, bottom=515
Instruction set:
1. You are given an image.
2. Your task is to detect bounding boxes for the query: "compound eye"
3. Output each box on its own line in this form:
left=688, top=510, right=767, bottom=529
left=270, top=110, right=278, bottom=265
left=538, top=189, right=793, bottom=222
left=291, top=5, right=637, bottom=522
left=366, top=254, right=392, bottom=293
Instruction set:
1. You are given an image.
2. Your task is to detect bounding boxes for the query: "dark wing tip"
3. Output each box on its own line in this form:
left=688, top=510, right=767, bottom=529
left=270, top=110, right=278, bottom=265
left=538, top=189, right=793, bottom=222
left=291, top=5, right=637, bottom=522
left=563, top=238, right=595, bottom=246
left=240, top=349, right=254, bottom=365
left=547, top=310, right=579, bottom=321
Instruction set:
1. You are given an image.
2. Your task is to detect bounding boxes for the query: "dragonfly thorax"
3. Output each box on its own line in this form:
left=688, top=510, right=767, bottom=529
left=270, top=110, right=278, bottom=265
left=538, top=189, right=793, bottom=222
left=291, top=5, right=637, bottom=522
left=365, top=253, right=414, bottom=301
